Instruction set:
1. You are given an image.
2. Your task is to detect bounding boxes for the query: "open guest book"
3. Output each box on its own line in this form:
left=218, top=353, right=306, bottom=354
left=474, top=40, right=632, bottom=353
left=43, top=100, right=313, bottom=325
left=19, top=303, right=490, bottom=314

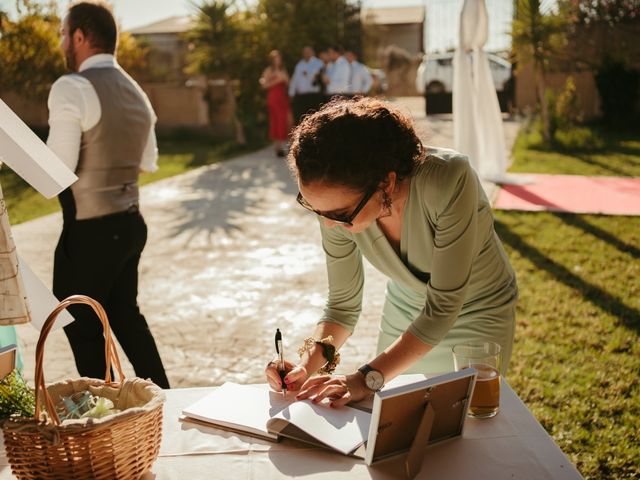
left=182, top=382, right=371, bottom=455
left=181, top=369, right=477, bottom=475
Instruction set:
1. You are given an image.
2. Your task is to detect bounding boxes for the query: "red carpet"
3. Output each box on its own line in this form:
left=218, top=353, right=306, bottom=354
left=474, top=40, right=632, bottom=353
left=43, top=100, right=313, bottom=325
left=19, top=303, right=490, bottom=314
left=494, top=174, right=640, bottom=216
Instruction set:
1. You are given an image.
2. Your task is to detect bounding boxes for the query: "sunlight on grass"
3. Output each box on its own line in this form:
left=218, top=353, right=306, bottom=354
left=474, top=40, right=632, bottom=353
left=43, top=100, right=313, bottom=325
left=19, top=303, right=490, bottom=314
left=503, top=124, right=639, bottom=479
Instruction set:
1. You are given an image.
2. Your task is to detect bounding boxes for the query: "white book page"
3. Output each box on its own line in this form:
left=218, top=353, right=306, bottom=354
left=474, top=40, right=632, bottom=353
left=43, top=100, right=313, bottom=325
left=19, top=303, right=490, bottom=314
left=269, top=400, right=371, bottom=455
left=182, top=383, right=294, bottom=438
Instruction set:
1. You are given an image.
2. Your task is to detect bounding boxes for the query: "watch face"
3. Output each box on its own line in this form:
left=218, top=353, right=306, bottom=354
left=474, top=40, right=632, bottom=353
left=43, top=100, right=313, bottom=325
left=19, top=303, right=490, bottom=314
left=365, top=370, right=384, bottom=391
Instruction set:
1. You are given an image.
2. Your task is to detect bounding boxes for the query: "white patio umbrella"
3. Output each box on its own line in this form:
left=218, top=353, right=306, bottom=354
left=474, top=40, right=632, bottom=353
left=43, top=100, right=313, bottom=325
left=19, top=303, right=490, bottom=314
left=453, top=0, right=508, bottom=183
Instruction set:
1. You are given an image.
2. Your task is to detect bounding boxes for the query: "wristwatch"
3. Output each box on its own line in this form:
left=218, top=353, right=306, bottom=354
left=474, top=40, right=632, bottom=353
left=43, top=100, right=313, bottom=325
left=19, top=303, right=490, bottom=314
left=358, top=364, right=385, bottom=392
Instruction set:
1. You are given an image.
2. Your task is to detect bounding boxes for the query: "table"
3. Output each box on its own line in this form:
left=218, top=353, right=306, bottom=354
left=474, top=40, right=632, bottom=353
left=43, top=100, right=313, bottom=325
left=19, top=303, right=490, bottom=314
left=0, top=382, right=584, bottom=479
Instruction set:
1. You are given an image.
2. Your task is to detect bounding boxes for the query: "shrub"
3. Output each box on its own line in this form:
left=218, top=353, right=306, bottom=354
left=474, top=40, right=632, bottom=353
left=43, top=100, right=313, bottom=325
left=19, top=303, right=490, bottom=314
left=555, top=76, right=583, bottom=129
left=554, top=126, right=604, bottom=151
left=524, top=78, right=605, bottom=151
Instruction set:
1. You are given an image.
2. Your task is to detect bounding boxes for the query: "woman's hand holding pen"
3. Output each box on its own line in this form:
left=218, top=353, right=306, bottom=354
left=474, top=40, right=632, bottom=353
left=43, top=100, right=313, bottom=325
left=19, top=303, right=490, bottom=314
left=265, top=366, right=371, bottom=406
left=267, top=324, right=353, bottom=397
left=265, top=361, right=309, bottom=392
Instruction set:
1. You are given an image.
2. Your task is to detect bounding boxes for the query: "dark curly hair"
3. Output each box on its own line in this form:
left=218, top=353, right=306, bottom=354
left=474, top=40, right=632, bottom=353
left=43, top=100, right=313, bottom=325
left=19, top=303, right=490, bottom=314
left=288, top=97, right=425, bottom=192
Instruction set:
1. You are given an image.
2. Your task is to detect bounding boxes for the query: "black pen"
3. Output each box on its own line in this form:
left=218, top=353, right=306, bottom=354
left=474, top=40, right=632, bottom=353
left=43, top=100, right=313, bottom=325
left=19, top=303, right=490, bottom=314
left=275, top=328, right=287, bottom=396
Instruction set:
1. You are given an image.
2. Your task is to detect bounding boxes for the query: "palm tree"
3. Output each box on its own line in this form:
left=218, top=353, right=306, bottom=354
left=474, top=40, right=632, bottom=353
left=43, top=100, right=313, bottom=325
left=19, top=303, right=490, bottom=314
left=511, top=0, right=564, bottom=143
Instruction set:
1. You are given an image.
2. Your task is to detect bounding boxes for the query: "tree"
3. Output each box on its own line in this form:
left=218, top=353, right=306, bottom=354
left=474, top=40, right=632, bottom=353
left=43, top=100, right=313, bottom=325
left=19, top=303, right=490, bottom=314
left=557, top=0, right=640, bottom=123
left=185, top=2, right=247, bottom=78
left=559, top=0, right=639, bottom=26
left=257, top=0, right=362, bottom=66
left=185, top=0, right=363, bottom=141
left=0, top=1, right=64, bottom=99
left=511, top=0, right=565, bottom=143
left=185, top=1, right=268, bottom=143
left=0, top=1, right=151, bottom=98
left=116, top=31, right=150, bottom=81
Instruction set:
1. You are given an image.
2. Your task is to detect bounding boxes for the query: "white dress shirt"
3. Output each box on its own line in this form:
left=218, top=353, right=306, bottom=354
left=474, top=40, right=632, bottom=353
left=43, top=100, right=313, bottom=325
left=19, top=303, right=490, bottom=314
left=348, top=61, right=373, bottom=95
left=326, top=56, right=351, bottom=95
left=47, top=54, right=158, bottom=173
left=288, top=57, right=324, bottom=97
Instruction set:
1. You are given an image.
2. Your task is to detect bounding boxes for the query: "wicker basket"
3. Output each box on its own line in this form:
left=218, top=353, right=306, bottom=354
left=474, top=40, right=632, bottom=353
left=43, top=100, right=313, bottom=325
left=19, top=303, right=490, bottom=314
left=1, top=295, right=166, bottom=480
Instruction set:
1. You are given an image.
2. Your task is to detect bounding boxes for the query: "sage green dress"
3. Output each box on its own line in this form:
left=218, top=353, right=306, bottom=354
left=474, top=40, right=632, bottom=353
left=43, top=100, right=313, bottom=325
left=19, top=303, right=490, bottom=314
left=318, top=148, right=518, bottom=375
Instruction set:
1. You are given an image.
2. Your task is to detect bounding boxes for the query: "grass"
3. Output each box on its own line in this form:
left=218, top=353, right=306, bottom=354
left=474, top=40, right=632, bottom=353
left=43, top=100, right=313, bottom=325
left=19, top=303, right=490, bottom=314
left=501, top=124, right=640, bottom=479
left=1, top=136, right=266, bottom=225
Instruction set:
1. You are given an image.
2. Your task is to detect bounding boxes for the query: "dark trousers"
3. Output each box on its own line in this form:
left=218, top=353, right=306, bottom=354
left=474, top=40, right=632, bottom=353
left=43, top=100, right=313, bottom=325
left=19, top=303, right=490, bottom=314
left=54, top=210, right=170, bottom=389
left=292, top=93, right=325, bottom=125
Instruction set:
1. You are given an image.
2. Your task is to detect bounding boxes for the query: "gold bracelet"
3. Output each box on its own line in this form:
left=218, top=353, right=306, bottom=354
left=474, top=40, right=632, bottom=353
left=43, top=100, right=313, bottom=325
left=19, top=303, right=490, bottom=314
left=297, top=336, right=341, bottom=375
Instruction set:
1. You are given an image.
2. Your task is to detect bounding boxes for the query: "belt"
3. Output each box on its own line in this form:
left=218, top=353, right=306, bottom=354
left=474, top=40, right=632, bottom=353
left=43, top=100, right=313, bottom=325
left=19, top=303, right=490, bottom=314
left=83, top=204, right=140, bottom=222
left=109, top=204, right=140, bottom=217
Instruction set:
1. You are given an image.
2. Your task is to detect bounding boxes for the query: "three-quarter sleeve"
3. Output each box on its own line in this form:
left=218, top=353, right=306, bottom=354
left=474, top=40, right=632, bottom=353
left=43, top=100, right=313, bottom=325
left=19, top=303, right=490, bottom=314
left=318, top=219, right=364, bottom=332
left=409, top=155, right=479, bottom=345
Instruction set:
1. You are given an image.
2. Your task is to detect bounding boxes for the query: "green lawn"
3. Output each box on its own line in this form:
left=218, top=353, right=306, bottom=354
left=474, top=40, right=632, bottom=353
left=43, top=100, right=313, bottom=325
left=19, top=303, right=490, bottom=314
left=1, top=137, right=265, bottom=225
left=501, top=126, right=640, bottom=479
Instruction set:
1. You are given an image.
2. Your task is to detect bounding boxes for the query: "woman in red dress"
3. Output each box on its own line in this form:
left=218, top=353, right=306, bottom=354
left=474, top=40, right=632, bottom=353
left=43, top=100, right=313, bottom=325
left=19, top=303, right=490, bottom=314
left=260, top=50, right=291, bottom=157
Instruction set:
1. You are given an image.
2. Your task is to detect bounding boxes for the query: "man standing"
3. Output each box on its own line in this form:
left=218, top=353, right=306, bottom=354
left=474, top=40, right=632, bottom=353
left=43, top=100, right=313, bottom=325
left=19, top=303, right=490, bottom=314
left=314, top=47, right=331, bottom=104
left=345, top=50, right=373, bottom=96
left=288, top=46, right=324, bottom=125
left=47, top=1, right=169, bottom=388
left=326, top=45, right=351, bottom=98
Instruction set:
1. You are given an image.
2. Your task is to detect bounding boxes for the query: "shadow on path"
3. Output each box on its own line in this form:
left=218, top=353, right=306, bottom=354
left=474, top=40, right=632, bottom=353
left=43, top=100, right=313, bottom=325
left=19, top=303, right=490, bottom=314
left=161, top=152, right=298, bottom=244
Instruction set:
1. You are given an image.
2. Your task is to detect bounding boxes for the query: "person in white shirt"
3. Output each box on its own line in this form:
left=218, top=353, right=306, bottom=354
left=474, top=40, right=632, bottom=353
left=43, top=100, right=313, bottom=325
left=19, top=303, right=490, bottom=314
left=47, top=1, right=169, bottom=388
left=289, top=46, right=324, bottom=125
left=326, top=45, right=351, bottom=97
left=345, top=50, right=373, bottom=96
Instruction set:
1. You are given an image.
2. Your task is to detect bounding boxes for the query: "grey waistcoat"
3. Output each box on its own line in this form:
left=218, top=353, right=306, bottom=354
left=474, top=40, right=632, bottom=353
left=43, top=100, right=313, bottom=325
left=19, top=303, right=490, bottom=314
left=70, top=67, right=152, bottom=220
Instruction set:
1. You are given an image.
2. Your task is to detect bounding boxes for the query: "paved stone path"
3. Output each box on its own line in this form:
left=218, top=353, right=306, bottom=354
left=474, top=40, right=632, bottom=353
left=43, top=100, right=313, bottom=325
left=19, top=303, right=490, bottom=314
left=12, top=98, right=520, bottom=387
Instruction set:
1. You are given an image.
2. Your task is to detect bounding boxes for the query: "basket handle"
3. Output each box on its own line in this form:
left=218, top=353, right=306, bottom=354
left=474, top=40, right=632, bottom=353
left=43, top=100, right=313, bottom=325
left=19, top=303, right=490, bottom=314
left=34, top=295, right=125, bottom=425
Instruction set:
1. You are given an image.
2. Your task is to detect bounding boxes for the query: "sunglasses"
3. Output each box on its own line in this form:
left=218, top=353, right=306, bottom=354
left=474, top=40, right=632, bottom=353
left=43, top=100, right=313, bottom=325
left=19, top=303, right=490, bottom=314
left=296, top=186, right=378, bottom=227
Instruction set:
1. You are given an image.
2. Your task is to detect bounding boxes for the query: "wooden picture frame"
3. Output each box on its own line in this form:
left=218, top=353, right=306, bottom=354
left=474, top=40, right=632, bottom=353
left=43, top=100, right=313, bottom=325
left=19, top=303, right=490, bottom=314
left=365, top=369, right=477, bottom=478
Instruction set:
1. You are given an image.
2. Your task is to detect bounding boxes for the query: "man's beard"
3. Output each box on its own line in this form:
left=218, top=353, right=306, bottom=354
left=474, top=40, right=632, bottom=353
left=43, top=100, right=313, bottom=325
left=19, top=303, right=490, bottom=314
left=65, top=42, right=77, bottom=72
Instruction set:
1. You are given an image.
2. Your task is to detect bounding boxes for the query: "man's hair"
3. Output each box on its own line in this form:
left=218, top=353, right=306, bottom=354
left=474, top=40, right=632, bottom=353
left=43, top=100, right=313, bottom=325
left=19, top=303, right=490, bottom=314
left=288, top=97, right=425, bottom=192
left=68, top=1, right=117, bottom=54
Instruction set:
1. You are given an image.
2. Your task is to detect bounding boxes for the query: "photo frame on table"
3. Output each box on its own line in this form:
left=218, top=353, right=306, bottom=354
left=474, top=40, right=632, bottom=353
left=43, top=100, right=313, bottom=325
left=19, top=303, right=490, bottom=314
left=365, top=369, right=477, bottom=479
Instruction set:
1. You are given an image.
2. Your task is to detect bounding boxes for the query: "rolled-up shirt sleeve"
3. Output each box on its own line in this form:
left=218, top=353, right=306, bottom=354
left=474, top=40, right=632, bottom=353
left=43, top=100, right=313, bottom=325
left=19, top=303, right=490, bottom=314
left=408, top=155, right=478, bottom=345
left=47, top=77, right=84, bottom=172
left=140, top=121, right=158, bottom=173
left=318, top=218, right=364, bottom=332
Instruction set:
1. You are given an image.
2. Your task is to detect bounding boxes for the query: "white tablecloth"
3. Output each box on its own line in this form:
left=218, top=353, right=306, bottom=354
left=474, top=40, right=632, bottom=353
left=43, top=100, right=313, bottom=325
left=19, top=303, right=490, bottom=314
left=0, top=382, right=583, bottom=479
